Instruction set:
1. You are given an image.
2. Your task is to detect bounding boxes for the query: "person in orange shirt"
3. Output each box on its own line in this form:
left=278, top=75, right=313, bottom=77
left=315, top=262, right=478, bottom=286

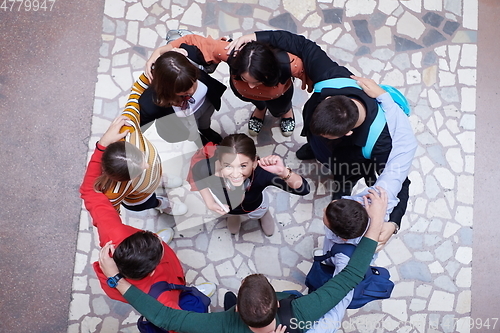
left=146, top=33, right=313, bottom=137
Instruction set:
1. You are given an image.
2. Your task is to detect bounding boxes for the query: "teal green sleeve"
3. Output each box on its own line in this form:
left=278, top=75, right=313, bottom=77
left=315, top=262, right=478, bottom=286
left=124, top=286, right=251, bottom=333
left=292, top=237, right=377, bottom=322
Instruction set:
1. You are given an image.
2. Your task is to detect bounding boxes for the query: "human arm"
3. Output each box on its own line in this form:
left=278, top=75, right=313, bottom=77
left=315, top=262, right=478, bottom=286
left=348, top=76, right=417, bottom=226
left=258, top=155, right=305, bottom=190
left=255, top=30, right=352, bottom=83
left=226, top=30, right=344, bottom=83
left=146, top=35, right=229, bottom=79
left=145, top=44, right=173, bottom=80
left=98, top=242, right=236, bottom=333
left=199, top=188, right=230, bottom=215
left=292, top=189, right=386, bottom=322
left=80, top=117, right=134, bottom=245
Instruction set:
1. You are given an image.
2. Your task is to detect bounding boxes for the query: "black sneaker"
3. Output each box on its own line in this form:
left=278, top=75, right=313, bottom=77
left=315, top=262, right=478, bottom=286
left=199, top=128, right=223, bottom=145
left=224, top=291, right=237, bottom=311
left=296, top=143, right=315, bottom=160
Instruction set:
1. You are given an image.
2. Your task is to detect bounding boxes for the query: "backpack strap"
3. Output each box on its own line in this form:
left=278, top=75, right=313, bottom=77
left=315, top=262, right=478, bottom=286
left=277, top=294, right=301, bottom=333
left=329, top=243, right=356, bottom=258
left=313, top=77, right=360, bottom=92
left=361, top=104, right=385, bottom=159
left=313, top=78, right=410, bottom=159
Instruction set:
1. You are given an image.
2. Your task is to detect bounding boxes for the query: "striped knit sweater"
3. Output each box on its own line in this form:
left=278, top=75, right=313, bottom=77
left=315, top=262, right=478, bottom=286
left=105, top=74, right=163, bottom=209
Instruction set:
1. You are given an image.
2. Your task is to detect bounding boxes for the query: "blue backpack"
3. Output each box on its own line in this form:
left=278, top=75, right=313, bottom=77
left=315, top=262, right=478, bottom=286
left=314, top=78, right=411, bottom=159
left=137, top=282, right=211, bottom=333
left=305, top=243, right=394, bottom=309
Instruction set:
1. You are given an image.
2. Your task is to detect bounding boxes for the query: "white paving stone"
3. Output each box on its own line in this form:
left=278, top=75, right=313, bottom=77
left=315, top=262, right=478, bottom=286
left=463, top=0, right=478, bottom=30
left=385, top=238, right=412, bottom=265
left=427, top=89, right=442, bottom=108
left=424, top=0, right=442, bottom=10
left=377, top=0, right=399, bottom=15
left=177, top=249, right=207, bottom=269
left=345, top=0, right=376, bottom=16
left=400, top=0, right=421, bottom=12
left=126, top=2, right=148, bottom=20
left=456, top=175, right=474, bottom=204
left=254, top=246, right=282, bottom=276
left=104, top=0, right=126, bottom=18
left=396, top=11, right=426, bottom=39
left=460, top=44, right=478, bottom=67
left=69, top=293, right=91, bottom=320
left=428, top=290, right=455, bottom=311
left=321, top=27, right=342, bottom=44
left=180, top=3, right=203, bottom=27
left=216, top=261, right=236, bottom=277
left=283, top=0, right=316, bottom=21
left=138, top=28, right=159, bottom=48
left=455, top=247, right=472, bottom=265
left=456, top=290, right=471, bottom=314
left=382, top=299, right=408, bottom=322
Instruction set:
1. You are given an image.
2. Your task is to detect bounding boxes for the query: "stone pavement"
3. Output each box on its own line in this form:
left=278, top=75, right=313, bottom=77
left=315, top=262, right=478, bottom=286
left=68, top=1, right=478, bottom=332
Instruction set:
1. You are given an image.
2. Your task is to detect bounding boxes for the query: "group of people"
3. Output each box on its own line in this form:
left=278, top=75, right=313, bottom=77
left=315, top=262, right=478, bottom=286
left=80, top=29, right=417, bottom=333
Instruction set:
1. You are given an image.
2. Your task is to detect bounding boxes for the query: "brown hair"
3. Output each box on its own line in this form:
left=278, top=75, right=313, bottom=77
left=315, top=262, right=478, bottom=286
left=114, top=231, right=163, bottom=279
left=216, top=133, right=257, bottom=162
left=151, top=51, right=199, bottom=107
left=94, top=141, right=145, bottom=193
left=324, top=199, right=369, bottom=239
left=237, top=274, right=277, bottom=328
left=310, top=96, right=359, bottom=137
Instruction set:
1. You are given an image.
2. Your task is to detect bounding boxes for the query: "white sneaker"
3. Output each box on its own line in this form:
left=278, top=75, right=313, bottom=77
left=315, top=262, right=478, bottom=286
left=156, top=196, right=188, bottom=216
left=165, top=175, right=183, bottom=189
left=312, top=247, right=324, bottom=258
left=194, top=282, right=216, bottom=297
left=156, top=228, right=174, bottom=244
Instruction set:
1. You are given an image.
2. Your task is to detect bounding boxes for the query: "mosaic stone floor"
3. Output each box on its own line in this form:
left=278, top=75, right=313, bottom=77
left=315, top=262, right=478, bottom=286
left=68, top=0, right=477, bottom=332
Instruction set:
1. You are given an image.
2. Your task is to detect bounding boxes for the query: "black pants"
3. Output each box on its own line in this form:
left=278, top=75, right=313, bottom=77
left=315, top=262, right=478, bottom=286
left=308, top=134, right=410, bottom=226
left=121, top=193, right=159, bottom=211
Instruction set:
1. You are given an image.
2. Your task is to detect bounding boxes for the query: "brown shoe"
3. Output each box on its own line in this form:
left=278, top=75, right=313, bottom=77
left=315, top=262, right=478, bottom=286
left=227, top=215, right=242, bottom=235
left=259, top=210, right=275, bottom=236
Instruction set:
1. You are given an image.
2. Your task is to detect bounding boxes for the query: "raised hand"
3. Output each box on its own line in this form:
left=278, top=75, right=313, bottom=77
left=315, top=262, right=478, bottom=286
left=225, top=33, right=257, bottom=55
left=258, top=155, right=286, bottom=177
left=98, top=116, right=131, bottom=147
left=350, top=75, right=386, bottom=99
left=98, top=241, right=120, bottom=278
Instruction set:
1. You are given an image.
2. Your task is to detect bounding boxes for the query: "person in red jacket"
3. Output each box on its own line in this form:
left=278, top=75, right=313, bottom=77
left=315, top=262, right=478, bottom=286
left=80, top=116, right=214, bottom=311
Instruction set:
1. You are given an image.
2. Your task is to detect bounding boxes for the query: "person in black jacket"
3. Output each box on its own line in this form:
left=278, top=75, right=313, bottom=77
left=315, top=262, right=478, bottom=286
left=138, top=48, right=227, bottom=145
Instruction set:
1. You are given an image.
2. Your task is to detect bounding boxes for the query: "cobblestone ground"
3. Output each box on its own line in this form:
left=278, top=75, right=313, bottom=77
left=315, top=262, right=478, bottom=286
left=68, top=1, right=477, bottom=332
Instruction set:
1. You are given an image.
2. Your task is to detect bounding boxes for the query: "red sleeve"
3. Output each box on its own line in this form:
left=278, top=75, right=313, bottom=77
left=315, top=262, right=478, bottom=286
left=80, top=147, right=138, bottom=247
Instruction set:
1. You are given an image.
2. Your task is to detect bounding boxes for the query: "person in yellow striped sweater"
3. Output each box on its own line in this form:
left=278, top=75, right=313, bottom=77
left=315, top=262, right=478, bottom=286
left=93, top=82, right=188, bottom=216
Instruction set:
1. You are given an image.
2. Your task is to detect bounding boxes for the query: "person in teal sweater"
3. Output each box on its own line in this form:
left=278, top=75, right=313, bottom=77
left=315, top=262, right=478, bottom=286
left=99, top=188, right=387, bottom=333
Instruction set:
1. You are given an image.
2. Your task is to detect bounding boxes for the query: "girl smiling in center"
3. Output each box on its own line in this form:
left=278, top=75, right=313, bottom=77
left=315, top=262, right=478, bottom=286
left=190, top=134, right=310, bottom=236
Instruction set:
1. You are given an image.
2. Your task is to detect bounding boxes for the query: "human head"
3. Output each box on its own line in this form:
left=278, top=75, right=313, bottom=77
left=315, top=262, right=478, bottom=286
left=151, top=51, right=199, bottom=107
left=113, top=231, right=163, bottom=280
left=310, top=96, right=359, bottom=138
left=323, top=199, right=369, bottom=239
left=229, top=41, right=281, bottom=87
left=94, top=141, right=146, bottom=193
left=216, top=134, right=258, bottom=187
left=237, top=274, right=278, bottom=330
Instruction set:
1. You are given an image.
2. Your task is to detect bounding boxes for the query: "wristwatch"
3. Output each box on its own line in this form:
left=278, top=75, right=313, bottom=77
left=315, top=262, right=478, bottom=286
left=106, top=273, right=124, bottom=288
left=389, top=221, right=400, bottom=234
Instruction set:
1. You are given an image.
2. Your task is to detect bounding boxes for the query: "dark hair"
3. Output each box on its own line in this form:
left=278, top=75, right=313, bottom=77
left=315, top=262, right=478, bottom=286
left=151, top=51, right=199, bottom=107
left=324, top=199, right=369, bottom=239
left=310, top=96, right=359, bottom=137
left=113, top=231, right=163, bottom=280
left=237, top=274, right=277, bottom=328
left=94, top=141, right=145, bottom=193
left=229, top=41, right=281, bottom=87
left=216, top=134, right=257, bottom=161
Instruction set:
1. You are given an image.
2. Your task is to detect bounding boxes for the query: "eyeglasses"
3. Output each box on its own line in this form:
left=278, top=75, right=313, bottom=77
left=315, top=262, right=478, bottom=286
left=180, top=95, right=195, bottom=110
